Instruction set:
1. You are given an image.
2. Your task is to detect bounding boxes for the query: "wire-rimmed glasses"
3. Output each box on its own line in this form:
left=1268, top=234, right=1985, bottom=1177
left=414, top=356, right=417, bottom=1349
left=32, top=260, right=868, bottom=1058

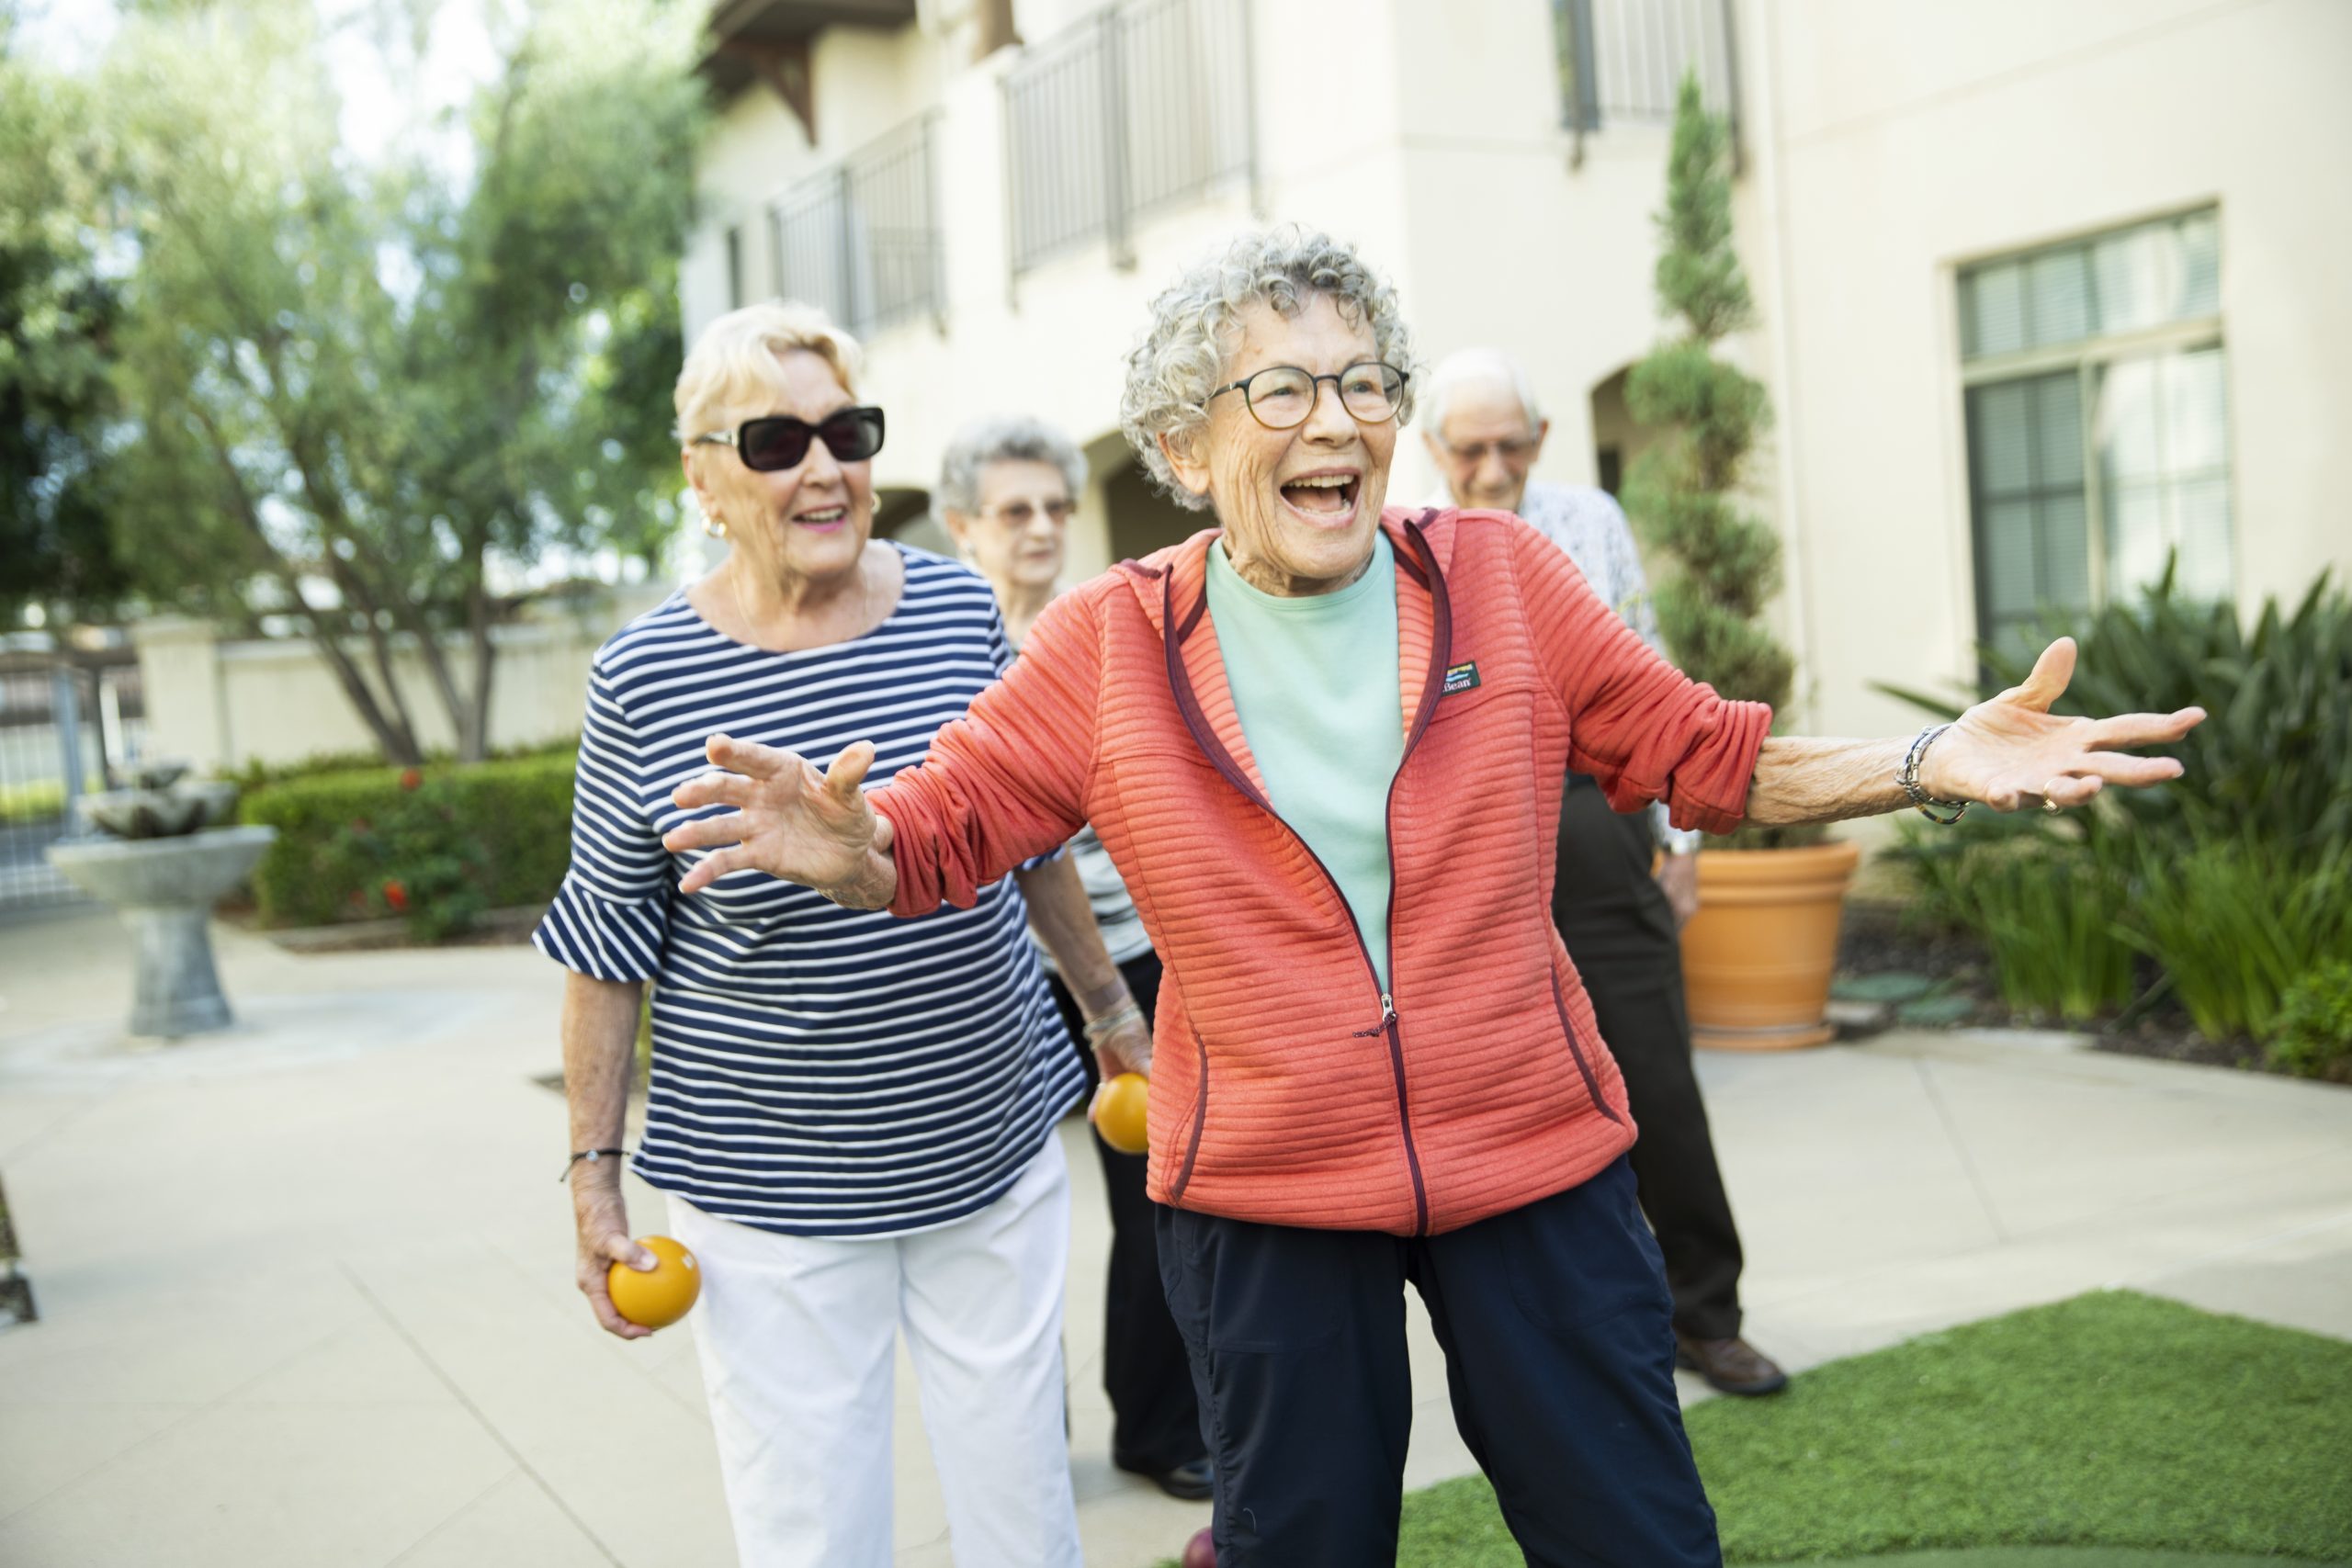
left=1204, top=363, right=1408, bottom=430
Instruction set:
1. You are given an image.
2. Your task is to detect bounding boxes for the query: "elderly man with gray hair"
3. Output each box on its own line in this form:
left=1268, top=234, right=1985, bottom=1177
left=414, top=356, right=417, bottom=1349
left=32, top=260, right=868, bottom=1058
left=1421, top=345, right=1785, bottom=1397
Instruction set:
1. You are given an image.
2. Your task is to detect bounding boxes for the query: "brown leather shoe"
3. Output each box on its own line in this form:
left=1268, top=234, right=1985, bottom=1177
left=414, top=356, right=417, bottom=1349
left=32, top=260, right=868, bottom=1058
left=1675, top=1332, right=1789, bottom=1396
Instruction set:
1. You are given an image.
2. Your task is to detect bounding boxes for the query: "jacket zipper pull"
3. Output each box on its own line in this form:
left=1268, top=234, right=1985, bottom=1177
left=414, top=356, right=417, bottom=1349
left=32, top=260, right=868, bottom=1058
left=1354, top=993, right=1398, bottom=1038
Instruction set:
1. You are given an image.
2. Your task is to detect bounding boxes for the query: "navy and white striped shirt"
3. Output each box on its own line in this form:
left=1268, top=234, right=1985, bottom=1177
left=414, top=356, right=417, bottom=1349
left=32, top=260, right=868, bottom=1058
left=534, top=546, right=1084, bottom=1237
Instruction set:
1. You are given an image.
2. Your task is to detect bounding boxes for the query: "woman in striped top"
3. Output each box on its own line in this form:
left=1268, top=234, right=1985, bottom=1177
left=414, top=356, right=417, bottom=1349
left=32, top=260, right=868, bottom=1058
left=541, top=301, right=1148, bottom=1568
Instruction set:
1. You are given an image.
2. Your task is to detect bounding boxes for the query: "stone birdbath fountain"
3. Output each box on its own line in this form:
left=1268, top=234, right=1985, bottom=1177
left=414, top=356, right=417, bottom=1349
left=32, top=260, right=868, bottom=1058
left=44, top=762, right=277, bottom=1039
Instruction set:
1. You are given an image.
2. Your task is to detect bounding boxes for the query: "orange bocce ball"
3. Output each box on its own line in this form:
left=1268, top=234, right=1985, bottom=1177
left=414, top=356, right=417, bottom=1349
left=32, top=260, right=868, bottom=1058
left=608, top=1235, right=701, bottom=1329
left=1094, top=1072, right=1151, bottom=1156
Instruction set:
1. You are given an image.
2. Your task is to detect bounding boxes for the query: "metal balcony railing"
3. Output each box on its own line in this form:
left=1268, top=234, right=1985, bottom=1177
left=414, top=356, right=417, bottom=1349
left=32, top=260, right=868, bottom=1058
left=769, top=111, right=944, bottom=337
left=1003, top=0, right=1255, bottom=279
left=1555, top=0, right=1740, bottom=147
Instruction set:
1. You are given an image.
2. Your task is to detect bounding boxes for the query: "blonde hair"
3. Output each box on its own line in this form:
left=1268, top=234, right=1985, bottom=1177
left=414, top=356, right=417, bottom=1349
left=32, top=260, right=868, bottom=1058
left=673, top=300, right=864, bottom=441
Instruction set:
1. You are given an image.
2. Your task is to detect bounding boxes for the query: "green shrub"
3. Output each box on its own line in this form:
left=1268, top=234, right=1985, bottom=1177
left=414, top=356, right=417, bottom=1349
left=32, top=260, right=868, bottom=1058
left=240, top=752, right=576, bottom=931
left=2267, top=961, right=2352, bottom=1082
left=1878, top=566, right=2352, bottom=1043
left=0, top=780, right=68, bottom=828
left=1883, top=563, right=2352, bottom=860
left=1886, top=818, right=2133, bottom=1021
left=2122, top=839, right=2352, bottom=1043
left=224, top=735, right=580, bottom=794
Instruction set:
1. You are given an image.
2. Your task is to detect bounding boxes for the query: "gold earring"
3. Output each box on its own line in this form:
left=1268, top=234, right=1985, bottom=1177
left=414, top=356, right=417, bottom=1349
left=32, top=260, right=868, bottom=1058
left=702, top=511, right=728, bottom=539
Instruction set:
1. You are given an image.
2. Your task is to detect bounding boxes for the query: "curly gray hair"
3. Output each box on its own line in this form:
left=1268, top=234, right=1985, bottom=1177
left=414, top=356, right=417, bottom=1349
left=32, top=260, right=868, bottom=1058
left=1119, top=225, right=1418, bottom=512
left=933, top=414, right=1089, bottom=516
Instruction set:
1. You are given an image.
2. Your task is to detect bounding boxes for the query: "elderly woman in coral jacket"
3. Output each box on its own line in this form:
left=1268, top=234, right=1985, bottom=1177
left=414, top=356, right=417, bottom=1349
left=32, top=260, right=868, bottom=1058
left=662, top=228, right=2203, bottom=1568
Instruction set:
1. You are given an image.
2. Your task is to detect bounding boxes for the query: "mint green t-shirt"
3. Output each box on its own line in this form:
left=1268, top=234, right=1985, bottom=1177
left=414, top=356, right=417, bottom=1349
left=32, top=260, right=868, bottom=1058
left=1204, top=533, right=1405, bottom=989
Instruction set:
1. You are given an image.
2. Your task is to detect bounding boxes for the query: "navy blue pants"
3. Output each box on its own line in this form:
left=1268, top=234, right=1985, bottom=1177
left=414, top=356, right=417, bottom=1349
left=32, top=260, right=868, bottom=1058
left=1156, top=1156, right=1721, bottom=1567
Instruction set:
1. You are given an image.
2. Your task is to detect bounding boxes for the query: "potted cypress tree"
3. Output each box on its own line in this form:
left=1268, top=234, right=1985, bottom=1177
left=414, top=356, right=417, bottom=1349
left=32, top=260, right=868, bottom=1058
left=1622, top=74, right=1858, bottom=1049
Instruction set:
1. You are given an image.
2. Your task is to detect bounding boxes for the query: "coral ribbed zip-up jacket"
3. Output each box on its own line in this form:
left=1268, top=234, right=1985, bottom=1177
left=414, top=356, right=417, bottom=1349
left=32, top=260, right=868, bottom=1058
left=872, top=507, right=1771, bottom=1235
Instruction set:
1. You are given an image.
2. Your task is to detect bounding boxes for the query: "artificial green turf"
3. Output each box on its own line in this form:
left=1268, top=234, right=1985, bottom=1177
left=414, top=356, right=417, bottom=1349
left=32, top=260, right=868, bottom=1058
left=1157, top=1291, right=2352, bottom=1566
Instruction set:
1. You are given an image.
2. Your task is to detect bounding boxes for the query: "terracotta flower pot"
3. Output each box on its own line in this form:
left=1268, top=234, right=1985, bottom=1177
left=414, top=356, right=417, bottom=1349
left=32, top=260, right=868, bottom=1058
left=1679, top=840, right=1861, bottom=1050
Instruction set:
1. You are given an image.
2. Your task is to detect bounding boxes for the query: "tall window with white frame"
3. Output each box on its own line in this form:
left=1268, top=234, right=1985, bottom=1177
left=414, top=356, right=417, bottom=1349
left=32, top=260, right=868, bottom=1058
left=1957, top=209, right=2232, bottom=662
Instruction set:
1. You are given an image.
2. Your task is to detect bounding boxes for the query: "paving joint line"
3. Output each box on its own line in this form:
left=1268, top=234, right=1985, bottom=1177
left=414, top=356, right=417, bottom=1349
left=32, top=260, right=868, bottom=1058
left=379, top=1466, right=526, bottom=1568
left=1914, top=1055, right=2012, bottom=1244
left=338, top=1260, right=628, bottom=1568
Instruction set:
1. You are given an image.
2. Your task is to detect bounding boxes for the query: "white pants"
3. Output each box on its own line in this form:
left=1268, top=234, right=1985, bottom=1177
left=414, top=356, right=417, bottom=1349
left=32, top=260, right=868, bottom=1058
left=668, top=1138, right=1081, bottom=1568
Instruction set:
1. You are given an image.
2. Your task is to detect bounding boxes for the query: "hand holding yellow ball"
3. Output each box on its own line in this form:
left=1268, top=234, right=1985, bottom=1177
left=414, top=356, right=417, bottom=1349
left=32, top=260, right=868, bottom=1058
left=606, top=1235, right=702, bottom=1329
left=1092, top=1072, right=1151, bottom=1156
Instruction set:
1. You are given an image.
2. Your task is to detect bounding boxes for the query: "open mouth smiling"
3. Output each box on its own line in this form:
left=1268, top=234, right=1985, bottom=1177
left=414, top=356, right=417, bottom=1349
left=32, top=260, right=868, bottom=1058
left=1279, top=470, right=1360, bottom=521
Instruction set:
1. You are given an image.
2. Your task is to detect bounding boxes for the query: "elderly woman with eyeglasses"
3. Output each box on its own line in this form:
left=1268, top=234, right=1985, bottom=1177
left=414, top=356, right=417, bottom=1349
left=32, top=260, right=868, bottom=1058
left=662, top=233, right=2205, bottom=1567
left=539, top=301, right=1144, bottom=1568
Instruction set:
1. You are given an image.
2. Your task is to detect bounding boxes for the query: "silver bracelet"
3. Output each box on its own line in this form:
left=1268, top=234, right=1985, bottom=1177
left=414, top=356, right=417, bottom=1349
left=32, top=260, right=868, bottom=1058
left=1082, top=1000, right=1144, bottom=1041
left=1898, top=723, right=1971, bottom=825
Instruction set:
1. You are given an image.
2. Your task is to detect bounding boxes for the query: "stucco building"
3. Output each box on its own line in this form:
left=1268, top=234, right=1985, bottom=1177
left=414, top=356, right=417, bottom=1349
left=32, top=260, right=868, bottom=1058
left=682, top=0, right=2352, bottom=739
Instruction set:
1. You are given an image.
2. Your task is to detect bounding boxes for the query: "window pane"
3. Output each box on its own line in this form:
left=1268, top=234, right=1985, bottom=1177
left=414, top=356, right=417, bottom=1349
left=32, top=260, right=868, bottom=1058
left=1973, top=381, right=2033, bottom=492
left=1967, top=368, right=2090, bottom=649
left=2172, top=477, right=2233, bottom=601
left=2040, top=493, right=2092, bottom=611
left=2177, top=209, right=2222, bottom=320
left=1964, top=262, right=2027, bottom=359
left=1981, top=500, right=2041, bottom=619
left=2164, top=347, right=2230, bottom=473
left=2106, top=483, right=2170, bottom=597
left=2090, top=224, right=2170, bottom=336
left=2037, top=376, right=2084, bottom=486
left=2026, top=248, right=2093, bottom=349
left=2098, top=357, right=2164, bottom=481
left=2095, top=344, right=2235, bottom=606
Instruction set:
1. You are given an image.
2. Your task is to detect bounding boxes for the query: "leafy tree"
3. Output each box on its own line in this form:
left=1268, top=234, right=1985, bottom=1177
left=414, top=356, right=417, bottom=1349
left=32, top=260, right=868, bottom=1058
left=94, top=0, right=706, bottom=761
left=0, top=17, right=134, bottom=629
left=1621, top=77, right=1789, bottom=715
left=1622, top=73, right=1810, bottom=847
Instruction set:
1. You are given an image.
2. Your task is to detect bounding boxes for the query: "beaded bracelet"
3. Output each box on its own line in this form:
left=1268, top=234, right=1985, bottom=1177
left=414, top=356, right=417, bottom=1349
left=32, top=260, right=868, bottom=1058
left=1898, top=723, right=1971, bottom=825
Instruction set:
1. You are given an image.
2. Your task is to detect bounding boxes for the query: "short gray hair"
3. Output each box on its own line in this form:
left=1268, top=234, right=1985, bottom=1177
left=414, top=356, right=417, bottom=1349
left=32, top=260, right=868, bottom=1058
left=1424, top=347, right=1544, bottom=437
left=934, top=414, right=1089, bottom=516
left=1119, top=225, right=1419, bottom=512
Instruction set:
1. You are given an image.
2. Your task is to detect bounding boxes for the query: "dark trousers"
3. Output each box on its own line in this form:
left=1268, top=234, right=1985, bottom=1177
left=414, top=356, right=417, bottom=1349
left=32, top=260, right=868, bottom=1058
left=1554, top=775, right=1747, bottom=1340
left=1157, top=1157, right=1720, bottom=1567
left=1046, top=952, right=1206, bottom=1472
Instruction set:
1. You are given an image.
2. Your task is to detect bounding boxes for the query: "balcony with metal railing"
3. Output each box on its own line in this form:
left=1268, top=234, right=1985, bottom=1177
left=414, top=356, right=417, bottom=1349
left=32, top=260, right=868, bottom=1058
left=1002, top=0, right=1256, bottom=280
left=767, top=110, right=945, bottom=339
left=1554, top=0, right=1740, bottom=151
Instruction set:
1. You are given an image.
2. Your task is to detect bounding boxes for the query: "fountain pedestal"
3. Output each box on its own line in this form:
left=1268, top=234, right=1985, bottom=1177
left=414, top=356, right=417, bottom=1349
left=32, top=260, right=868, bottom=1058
left=46, top=826, right=277, bottom=1039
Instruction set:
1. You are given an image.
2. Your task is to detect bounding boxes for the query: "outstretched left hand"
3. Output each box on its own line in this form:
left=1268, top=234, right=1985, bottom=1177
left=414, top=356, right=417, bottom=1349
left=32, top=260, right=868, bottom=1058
left=1925, top=637, right=2205, bottom=811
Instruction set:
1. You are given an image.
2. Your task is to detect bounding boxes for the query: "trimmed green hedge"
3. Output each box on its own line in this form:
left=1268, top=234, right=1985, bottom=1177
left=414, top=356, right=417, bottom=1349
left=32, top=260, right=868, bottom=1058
left=240, top=752, right=576, bottom=930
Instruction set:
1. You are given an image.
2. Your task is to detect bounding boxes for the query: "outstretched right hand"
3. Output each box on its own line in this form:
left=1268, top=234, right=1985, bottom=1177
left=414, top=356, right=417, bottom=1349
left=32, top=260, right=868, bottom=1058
left=663, top=735, right=892, bottom=900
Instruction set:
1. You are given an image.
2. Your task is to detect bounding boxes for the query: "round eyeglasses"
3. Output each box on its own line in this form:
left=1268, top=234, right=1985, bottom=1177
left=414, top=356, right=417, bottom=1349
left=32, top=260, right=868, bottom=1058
left=1204, top=362, right=1408, bottom=430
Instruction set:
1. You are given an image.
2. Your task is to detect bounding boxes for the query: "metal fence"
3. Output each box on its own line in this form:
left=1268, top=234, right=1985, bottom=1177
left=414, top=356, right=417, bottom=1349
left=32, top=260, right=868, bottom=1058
left=770, top=112, right=944, bottom=339
left=0, top=655, right=146, bottom=912
left=1004, top=0, right=1255, bottom=279
left=1555, top=0, right=1740, bottom=143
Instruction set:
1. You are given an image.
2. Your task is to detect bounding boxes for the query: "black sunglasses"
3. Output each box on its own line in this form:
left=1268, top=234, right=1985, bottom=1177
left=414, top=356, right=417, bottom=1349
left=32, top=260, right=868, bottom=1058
left=693, top=405, right=886, bottom=472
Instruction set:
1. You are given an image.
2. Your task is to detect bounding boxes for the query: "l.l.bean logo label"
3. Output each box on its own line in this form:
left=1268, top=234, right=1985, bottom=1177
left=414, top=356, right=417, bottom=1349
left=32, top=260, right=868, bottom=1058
left=1442, top=660, right=1481, bottom=696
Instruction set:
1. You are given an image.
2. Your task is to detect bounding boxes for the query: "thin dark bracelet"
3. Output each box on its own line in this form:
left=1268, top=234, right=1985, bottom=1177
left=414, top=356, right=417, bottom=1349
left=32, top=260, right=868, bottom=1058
left=559, top=1147, right=627, bottom=1183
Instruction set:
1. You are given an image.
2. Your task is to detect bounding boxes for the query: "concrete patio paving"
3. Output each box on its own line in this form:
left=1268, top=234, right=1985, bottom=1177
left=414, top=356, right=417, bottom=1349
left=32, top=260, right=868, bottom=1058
left=1, top=904, right=2346, bottom=1567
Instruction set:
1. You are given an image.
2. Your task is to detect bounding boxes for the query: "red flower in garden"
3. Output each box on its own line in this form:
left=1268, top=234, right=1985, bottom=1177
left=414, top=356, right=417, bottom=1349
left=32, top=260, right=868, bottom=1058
left=382, top=879, right=410, bottom=914
left=400, top=768, right=424, bottom=791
